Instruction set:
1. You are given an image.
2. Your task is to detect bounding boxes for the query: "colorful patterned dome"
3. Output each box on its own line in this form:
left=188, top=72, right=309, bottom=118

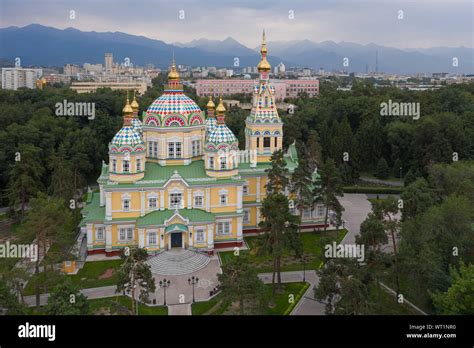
left=131, top=118, right=143, bottom=135
left=146, top=91, right=201, bottom=121
left=206, top=117, right=217, bottom=133
left=111, top=126, right=144, bottom=148
left=207, top=124, right=238, bottom=147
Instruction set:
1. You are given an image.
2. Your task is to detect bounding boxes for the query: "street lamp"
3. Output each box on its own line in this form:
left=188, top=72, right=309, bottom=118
left=301, top=256, right=307, bottom=282
left=399, top=167, right=402, bottom=180
left=159, top=279, right=170, bottom=306
left=188, top=276, right=199, bottom=303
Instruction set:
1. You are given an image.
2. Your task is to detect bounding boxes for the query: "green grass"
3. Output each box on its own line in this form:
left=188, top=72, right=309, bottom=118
left=263, top=282, right=309, bottom=315
left=68, top=259, right=123, bottom=288
left=88, top=296, right=168, bottom=315
left=23, top=259, right=123, bottom=295
left=25, top=295, right=168, bottom=315
left=219, top=229, right=347, bottom=273
left=191, top=292, right=231, bottom=315
left=192, top=282, right=308, bottom=315
left=369, top=284, right=420, bottom=315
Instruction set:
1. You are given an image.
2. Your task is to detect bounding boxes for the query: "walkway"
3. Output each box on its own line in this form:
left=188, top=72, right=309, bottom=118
left=258, top=270, right=325, bottom=315
left=168, top=303, right=191, bottom=315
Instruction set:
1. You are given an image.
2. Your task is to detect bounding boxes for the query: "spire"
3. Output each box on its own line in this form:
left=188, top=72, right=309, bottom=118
left=167, top=52, right=180, bottom=81
left=257, top=29, right=271, bottom=73
left=130, top=90, right=139, bottom=117
left=206, top=85, right=215, bottom=110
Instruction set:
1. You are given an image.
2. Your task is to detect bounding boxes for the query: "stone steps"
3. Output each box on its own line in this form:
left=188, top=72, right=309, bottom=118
left=147, top=249, right=210, bottom=276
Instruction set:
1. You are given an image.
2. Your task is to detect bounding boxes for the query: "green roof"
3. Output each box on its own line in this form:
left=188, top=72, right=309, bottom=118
left=80, top=192, right=105, bottom=226
left=102, top=160, right=244, bottom=188
left=137, top=208, right=214, bottom=227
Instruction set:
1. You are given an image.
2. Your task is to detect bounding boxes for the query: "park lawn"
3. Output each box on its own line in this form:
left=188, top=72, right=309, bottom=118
left=88, top=296, right=168, bottom=315
left=369, top=284, right=420, bottom=315
left=192, top=282, right=308, bottom=315
left=219, top=229, right=347, bottom=273
left=23, top=259, right=123, bottom=295
left=191, top=292, right=231, bottom=315
left=69, top=259, right=123, bottom=288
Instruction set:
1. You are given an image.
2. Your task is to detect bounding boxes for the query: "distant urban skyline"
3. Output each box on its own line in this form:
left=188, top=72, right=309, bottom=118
left=0, top=0, right=472, bottom=49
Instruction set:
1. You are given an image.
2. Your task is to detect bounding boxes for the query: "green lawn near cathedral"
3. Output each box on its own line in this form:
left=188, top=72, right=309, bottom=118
left=192, top=282, right=309, bottom=315
left=219, top=229, right=347, bottom=273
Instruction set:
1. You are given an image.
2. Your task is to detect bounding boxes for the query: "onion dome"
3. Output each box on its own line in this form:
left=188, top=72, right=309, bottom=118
left=207, top=97, right=238, bottom=149
left=130, top=92, right=143, bottom=134
left=111, top=98, right=144, bottom=148
left=257, top=30, right=271, bottom=72
left=144, top=57, right=203, bottom=128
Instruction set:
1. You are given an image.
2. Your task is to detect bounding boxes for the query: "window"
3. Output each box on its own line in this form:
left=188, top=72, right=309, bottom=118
left=170, top=193, right=182, bottom=209
left=318, top=205, right=325, bottom=217
left=220, top=194, right=227, bottom=206
left=243, top=184, right=248, bottom=195
left=168, top=142, right=182, bottom=159
left=257, top=137, right=260, bottom=148
left=148, top=232, right=157, bottom=245
left=217, top=222, right=231, bottom=235
left=148, top=141, right=158, bottom=158
left=112, top=159, right=117, bottom=172
left=196, top=229, right=205, bottom=243
left=220, top=156, right=227, bottom=170
left=127, top=228, right=133, bottom=240
left=192, top=140, right=201, bottom=157
left=119, top=227, right=133, bottom=241
left=274, top=137, right=278, bottom=147
left=194, top=195, right=203, bottom=208
left=149, top=197, right=157, bottom=209
left=303, top=207, right=311, bottom=218
left=96, top=226, right=105, bottom=240
left=136, top=158, right=141, bottom=172
left=243, top=210, right=250, bottom=224
left=123, top=160, right=130, bottom=173
left=208, top=156, right=214, bottom=169
left=263, top=137, right=271, bottom=148
left=123, top=199, right=130, bottom=211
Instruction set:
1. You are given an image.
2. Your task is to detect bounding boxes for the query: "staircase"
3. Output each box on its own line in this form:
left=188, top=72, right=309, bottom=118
left=146, top=249, right=210, bottom=276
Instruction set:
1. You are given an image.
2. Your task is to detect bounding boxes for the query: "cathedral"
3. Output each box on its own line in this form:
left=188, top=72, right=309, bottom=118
left=80, top=31, right=327, bottom=256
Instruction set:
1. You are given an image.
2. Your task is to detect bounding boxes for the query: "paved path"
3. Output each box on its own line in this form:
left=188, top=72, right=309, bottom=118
left=24, top=285, right=118, bottom=307
left=258, top=270, right=326, bottom=315
left=339, top=193, right=372, bottom=245
left=168, top=303, right=191, bottom=315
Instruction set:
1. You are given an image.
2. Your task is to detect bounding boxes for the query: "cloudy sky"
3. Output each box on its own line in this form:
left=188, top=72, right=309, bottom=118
left=0, top=0, right=472, bottom=48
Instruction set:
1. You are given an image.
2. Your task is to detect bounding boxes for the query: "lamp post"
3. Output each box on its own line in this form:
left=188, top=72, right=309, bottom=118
left=301, top=256, right=307, bottom=282
left=399, top=167, right=402, bottom=180
left=159, top=279, right=170, bottom=305
left=188, top=276, right=199, bottom=303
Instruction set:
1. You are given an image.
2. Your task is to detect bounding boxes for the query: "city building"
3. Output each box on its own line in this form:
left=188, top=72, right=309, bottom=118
left=1, top=67, right=43, bottom=90
left=70, top=81, right=148, bottom=94
left=80, top=32, right=326, bottom=256
left=63, top=64, right=83, bottom=76
left=105, top=53, right=113, bottom=73
left=196, top=78, right=319, bottom=100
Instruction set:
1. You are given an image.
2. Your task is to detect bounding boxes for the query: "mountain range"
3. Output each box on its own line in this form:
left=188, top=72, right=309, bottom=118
left=0, top=24, right=472, bottom=74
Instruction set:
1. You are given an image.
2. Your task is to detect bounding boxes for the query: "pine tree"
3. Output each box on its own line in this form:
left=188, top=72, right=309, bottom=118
left=265, top=149, right=289, bottom=194
left=376, top=158, right=390, bottom=180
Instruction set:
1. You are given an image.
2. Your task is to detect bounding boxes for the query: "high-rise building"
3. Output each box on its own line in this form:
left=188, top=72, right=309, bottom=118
left=1, top=67, right=43, bottom=90
left=105, top=53, right=113, bottom=73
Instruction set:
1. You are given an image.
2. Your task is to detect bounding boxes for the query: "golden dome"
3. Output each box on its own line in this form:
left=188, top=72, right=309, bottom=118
left=168, top=56, right=180, bottom=80
left=257, top=57, right=271, bottom=72
left=131, top=93, right=139, bottom=111
left=216, top=97, right=226, bottom=113
left=123, top=98, right=133, bottom=114
left=206, top=96, right=215, bottom=109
